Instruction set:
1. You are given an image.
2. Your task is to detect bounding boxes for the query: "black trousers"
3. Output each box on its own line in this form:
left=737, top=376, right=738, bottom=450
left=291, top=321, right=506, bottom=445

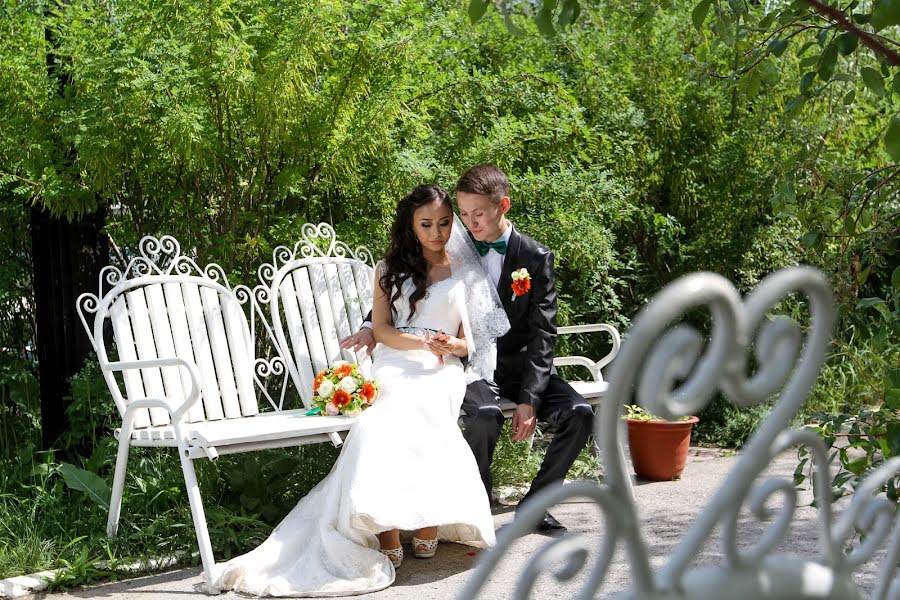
left=460, top=374, right=594, bottom=509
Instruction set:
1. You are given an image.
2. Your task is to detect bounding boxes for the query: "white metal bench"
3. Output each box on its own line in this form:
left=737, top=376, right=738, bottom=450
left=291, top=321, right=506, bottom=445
left=257, top=223, right=627, bottom=465
left=258, top=223, right=622, bottom=415
left=76, top=235, right=355, bottom=590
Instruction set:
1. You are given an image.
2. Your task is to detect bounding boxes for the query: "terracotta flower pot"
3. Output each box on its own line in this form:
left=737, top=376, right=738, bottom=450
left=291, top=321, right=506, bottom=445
left=625, top=416, right=699, bottom=481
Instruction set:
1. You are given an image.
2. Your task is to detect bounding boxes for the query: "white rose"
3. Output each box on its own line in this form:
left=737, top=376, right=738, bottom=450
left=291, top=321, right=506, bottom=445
left=344, top=407, right=362, bottom=418
left=333, top=360, right=349, bottom=367
left=325, top=402, right=340, bottom=416
left=338, top=376, right=357, bottom=393
left=317, top=379, right=335, bottom=399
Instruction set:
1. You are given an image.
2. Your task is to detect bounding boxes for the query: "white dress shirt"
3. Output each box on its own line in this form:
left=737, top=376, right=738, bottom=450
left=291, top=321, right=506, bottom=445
left=481, top=224, right=513, bottom=289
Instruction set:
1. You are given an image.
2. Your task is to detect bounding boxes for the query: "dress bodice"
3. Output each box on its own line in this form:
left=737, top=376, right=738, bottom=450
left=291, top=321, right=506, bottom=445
left=391, top=276, right=464, bottom=335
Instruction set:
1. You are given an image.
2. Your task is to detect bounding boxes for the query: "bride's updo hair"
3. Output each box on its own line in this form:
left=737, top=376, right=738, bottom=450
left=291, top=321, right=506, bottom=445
left=380, top=184, right=452, bottom=319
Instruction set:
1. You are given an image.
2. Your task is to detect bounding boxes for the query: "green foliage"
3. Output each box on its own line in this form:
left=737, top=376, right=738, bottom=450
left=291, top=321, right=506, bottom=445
left=694, top=397, right=773, bottom=449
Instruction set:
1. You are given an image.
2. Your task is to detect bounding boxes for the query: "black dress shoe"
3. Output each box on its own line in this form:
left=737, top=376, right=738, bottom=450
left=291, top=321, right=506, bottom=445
left=536, top=512, right=567, bottom=532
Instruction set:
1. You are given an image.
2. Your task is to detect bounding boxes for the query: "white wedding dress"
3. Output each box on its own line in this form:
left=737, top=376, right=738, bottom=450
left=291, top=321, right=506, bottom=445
left=210, top=275, right=496, bottom=597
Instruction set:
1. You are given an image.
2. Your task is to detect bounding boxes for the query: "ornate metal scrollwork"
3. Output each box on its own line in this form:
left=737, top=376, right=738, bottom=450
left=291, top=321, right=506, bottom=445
left=258, top=223, right=377, bottom=289
left=460, top=266, right=899, bottom=599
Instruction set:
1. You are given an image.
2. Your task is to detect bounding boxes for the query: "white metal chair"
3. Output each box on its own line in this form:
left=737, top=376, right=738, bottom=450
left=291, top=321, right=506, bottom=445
left=76, top=235, right=354, bottom=589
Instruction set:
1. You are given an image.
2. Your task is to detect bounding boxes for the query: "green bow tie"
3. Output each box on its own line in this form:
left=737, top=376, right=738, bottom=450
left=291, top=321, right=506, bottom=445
left=474, top=239, right=508, bottom=256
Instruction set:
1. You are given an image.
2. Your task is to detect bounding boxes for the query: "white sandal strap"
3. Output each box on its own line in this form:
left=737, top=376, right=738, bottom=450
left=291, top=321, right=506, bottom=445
left=412, top=537, right=438, bottom=556
left=378, top=546, right=403, bottom=567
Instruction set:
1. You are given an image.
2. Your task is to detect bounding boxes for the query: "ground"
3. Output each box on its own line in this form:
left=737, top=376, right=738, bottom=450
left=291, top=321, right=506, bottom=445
left=39, top=449, right=885, bottom=599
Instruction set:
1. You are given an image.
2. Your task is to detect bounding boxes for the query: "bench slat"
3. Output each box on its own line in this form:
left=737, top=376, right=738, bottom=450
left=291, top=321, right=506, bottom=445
left=323, top=263, right=355, bottom=364
left=164, top=282, right=206, bottom=423
left=126, top=288, right=171, bottom=426
left=116, top=411, right=354, bottom=446
left=109, top=296, right=152, bottom=429
left=182, top=283, right=225, bottom=421
left=336, top=263, right=367, bottom=368
left=307, top=264, right=343, bottom=366
left=279, top=274, right=316, bottom=406
left=145, top=284, right=188, bottom=414
left=221, top=293, right=258, bottom=417
left=201, top=286, right=241, bottom=419
left=294, top=268, right=329, bottom=376
left=350, top=263, right=375, bottom=374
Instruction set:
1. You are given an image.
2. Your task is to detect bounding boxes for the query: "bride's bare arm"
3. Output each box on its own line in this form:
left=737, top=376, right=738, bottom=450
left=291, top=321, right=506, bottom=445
left=371, top=267, right=429, bottom=351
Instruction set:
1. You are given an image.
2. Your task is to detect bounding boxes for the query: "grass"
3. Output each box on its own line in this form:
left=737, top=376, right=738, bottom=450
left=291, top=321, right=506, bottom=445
left=0, top=415, right=598, bottom=583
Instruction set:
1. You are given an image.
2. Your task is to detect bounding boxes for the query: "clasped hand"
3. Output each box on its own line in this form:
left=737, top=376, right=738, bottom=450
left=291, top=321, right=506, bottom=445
left=423, top=329, right=456, bottom=357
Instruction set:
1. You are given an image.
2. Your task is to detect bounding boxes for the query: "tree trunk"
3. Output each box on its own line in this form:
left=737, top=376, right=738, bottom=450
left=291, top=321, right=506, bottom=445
left=30, top=206, right=108, bottom=449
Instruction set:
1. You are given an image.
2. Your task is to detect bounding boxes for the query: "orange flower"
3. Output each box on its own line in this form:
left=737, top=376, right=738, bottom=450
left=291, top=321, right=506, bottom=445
left=334, top=364, right=353, bottom=379
left=331, top=389, right=352, bottom=408
left=360, top=382, right=376, bottom=403
left=313, top=372, right=326, bottom=391
left=511, top=278, right=531, bottom=297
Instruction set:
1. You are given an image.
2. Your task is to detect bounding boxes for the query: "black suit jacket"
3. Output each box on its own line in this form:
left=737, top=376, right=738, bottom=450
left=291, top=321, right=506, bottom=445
left=493, top=227, right=557, bottom=413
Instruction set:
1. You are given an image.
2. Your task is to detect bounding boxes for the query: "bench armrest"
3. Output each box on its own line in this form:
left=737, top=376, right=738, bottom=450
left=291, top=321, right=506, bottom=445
left=555, top=323, right=621, bottom=381
left=104, top=357, right=203, bottom=422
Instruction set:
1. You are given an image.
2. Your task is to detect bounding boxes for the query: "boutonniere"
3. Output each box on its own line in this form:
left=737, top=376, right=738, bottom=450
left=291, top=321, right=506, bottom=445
left=511, top=268, right=531, bottom=301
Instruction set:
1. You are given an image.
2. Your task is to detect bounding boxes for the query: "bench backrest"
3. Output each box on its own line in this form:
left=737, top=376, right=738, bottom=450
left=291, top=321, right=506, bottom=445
left=77, top=236, right=259, bottom=429
left=258, top=224, right=376, bottom=409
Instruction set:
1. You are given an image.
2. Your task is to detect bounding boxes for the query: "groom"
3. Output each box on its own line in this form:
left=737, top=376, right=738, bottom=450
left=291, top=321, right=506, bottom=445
left=342, top=165, right=594, bottom=532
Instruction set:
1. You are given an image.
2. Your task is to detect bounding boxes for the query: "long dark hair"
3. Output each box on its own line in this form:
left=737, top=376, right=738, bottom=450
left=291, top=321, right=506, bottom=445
left=380, top=184, right=452, bottom=319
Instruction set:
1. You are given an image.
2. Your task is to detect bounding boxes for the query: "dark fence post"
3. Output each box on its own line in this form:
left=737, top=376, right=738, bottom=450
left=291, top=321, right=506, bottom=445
left=30, top=206, right=108, bottom=449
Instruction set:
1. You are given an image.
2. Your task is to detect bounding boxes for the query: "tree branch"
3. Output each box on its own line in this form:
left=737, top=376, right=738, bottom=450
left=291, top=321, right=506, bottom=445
left=801, top=0, right=900, bottom=66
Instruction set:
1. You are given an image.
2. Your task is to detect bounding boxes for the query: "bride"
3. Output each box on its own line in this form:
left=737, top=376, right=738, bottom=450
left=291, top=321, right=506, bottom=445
left=210, top=184, right=509, bottom=597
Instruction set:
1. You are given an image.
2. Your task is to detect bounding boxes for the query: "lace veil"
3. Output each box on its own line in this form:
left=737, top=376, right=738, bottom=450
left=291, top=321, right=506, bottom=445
left=447, top=215, right=510, bottom=383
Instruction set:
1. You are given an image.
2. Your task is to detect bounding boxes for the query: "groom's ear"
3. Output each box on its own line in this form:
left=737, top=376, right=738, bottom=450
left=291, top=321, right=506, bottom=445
left=499, top=196, right=511, bottom=215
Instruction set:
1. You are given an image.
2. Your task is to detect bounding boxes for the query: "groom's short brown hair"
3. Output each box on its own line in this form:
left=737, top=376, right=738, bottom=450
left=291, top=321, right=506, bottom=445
left=456, top=164, right=509, bottom=203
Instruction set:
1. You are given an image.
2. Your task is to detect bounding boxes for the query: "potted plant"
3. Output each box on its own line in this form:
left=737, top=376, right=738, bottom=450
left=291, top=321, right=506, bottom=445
left=624, top=405, right=699, bottom=481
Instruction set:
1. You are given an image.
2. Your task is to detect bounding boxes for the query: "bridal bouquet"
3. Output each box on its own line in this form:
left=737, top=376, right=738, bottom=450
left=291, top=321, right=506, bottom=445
left=311, top=361, right=379, bottom=417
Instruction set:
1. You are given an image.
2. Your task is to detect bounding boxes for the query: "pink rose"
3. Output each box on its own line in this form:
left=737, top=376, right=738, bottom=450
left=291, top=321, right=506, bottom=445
left=325, top=402, right=340, bottom=416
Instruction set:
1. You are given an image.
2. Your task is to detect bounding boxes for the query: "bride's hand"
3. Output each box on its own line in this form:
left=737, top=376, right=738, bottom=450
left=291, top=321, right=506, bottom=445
left=424, top=330, right=456, bottom=357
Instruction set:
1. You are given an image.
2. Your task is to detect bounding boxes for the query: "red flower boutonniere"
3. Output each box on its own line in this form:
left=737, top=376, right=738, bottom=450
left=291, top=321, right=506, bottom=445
left=511, top=268, right=531, bottom=301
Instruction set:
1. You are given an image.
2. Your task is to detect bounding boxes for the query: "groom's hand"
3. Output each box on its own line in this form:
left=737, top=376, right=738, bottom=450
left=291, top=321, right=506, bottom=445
left=511, top=404, right=536, bottom=442
left=340, top=329, right=376, bottom=354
